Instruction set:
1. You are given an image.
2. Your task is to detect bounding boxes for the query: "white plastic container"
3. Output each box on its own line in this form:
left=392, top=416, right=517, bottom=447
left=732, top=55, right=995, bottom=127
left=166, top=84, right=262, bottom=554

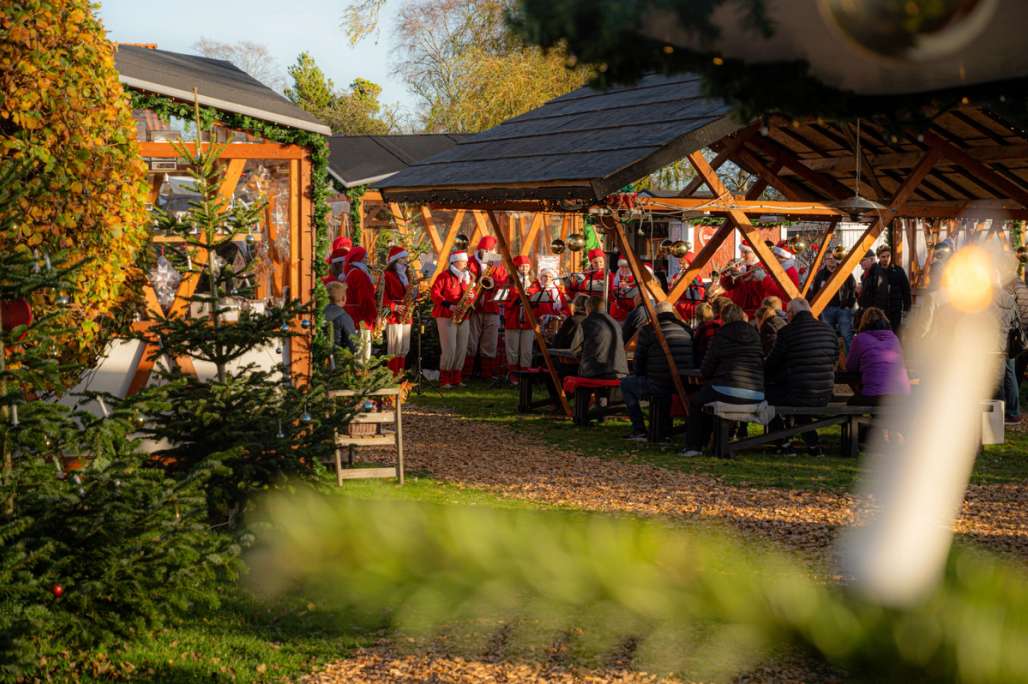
left=981, top=400, right=1005, bottom=445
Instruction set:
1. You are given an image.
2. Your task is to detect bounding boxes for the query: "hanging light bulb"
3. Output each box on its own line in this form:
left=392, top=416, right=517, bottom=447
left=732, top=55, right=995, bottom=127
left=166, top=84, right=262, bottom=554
left=829, top=118, right=888, bottom=221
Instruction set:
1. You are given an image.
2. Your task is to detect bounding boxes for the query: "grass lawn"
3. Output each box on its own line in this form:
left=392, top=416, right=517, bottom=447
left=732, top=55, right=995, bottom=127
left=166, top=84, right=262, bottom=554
left=408, top=381, right=1028, bottom=492
left=59, top=478, right=542, bottom=684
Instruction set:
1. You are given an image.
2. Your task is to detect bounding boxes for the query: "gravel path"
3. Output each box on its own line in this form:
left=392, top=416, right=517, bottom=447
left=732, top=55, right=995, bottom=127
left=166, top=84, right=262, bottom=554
left=399, top=407, right=1028, bottom=559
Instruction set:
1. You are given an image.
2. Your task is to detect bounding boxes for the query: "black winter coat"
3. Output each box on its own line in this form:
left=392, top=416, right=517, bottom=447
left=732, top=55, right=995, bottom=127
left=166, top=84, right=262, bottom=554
left=810, top=267, right=857, bottom=309
left=860, top=264, right=911, bottom=326
left=634, top=312, right=695, bottom=396
left=621, top=305, right=648, bottom=344
left=579, top=312, right=629, bottom=379
left=700, top=320, right=764, bottom=392
left=765, top=311, right=838, bottom=406
left=759, top=314, right=787, bottom=357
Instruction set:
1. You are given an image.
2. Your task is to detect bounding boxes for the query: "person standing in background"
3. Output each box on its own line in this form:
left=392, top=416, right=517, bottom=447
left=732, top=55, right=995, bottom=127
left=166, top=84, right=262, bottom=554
left=431, top=251, right=473, bottom=389
left=465, top=236, right=509, bottom=381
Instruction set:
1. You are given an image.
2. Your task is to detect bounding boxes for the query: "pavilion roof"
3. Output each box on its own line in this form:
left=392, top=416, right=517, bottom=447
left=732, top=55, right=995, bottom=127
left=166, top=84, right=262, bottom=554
left=377, top=74, right=739, bottom=204
left=115, top=45, right=332, bottom=136
left=327, top=134, right=468, bottom=188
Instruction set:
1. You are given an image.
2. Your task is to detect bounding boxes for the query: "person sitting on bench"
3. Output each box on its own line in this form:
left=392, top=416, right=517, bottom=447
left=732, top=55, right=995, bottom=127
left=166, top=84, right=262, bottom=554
left=578, top=295, right=628, bottom=380
left=620, top=287, right=648, bottom=343
left=764, top=297, right=839, bottom=455
left=682, top=303, right=764, bottom=457
left=621, top=301, right=695, bottom=441
left=846, top=307, right=910, bottom=406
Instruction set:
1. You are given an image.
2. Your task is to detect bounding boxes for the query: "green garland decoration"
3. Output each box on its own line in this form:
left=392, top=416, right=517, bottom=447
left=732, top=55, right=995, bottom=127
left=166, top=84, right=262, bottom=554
left=510, top=0, right=1028, bottom=135
left=345, top=184, right=367, bottom=246
left=129, top=91, right=332, bottom=363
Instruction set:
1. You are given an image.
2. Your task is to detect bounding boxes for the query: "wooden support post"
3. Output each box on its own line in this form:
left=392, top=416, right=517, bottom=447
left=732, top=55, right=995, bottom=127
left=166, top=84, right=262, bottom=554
left=612, top=217, right=691, bottom=416
left=487, top=211, right=572, bottom=418
left=734, top=149, right=806, bottom=200
left=810, top=147, right=941, bottom=315
left=801, top=220, right=838, bottom=298
left=679, top=127, right=756, bottom=197
left=420, top=206, right=444, bottom=255
left=520, top=213, right=545, bottom=256
left=667, top=223, right=735, bottom=303
left=428, top=210, right=465, bottom=288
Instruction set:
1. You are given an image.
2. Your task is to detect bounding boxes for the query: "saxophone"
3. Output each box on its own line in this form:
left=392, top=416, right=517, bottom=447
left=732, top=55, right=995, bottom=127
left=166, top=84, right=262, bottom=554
left=452, top=262, right=497, bottom=325
left=401, top=271, right=420, bottom=325
left=372, top=266, right=389, bottom=339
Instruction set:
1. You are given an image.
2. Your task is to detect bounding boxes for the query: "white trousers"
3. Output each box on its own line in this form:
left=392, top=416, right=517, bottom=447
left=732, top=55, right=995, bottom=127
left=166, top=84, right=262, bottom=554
left=436, top=317, right=470, bottom=371
left=505, top=329, right=535, bottom=369
left=386, top=323, right=412, bottom=356
left=467, top=310, right=499, bottom=359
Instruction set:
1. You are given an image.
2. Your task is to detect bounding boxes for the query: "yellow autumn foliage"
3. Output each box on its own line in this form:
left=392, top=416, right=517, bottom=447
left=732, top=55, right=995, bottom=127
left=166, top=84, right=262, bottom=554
left=1, top=0, right=149, bottom=362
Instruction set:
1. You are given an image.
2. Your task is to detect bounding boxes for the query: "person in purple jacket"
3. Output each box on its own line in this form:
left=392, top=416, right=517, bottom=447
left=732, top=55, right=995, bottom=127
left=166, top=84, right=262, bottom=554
left=846, top=307, right=911, bottom=406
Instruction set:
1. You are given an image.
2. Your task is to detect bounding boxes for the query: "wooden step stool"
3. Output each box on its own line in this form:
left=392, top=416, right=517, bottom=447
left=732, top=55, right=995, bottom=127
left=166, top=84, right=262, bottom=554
left=327, top=387, right=405, bottom=485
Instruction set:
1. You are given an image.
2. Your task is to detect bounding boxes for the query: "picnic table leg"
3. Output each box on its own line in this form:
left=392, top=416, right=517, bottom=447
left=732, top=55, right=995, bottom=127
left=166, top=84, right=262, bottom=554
left=714, top=416, right=730, bottom=458
left=574, top=388, right=589, bottom=426
left=518, top=373, right=531, bottom=413
left=847, top=416, right=860, bottom=458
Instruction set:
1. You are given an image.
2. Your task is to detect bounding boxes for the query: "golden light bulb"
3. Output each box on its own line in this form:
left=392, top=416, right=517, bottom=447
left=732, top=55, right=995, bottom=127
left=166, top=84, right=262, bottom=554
left=941, top=245, right=994, bottom=313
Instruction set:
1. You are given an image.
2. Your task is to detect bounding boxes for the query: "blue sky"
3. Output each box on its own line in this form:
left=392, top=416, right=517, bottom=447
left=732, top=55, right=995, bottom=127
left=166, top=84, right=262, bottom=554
left=97, top=0, right=417, bottom=112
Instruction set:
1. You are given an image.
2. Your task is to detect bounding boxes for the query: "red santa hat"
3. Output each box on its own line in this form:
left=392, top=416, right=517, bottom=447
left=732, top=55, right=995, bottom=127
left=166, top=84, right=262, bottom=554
left=587, top=248, right=605, bottom=261
left=327, top=247, right=349, bottom=264
left=449, top=250, right=469, bottom=264
left=476, top=235, right=497, bottom=252
left=345, top=245, right=367, bottom=265
left=772, top=241, right=794, bottom=259
left=387, top=245, right=408, bottom=265
left=325, top=236, right=352, bottom=263
left=512, top=255, right=531, bottom=267
left=739, top=241, right=755, bottom=254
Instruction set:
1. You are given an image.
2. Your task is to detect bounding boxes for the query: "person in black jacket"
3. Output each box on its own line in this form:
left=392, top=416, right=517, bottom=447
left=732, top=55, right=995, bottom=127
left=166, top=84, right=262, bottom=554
left=577, top=295, right=629, bottom=380
left=765, top=298, right=840, bottom=454
left=683, top=303, right=764, bottom=456
left=620, top=288, right=648, bottom=344
left=620, top=302, right=695, bottom=440
left=859, top=245, right=911, bottom=333
left=809, top=252, right=857, bottom=352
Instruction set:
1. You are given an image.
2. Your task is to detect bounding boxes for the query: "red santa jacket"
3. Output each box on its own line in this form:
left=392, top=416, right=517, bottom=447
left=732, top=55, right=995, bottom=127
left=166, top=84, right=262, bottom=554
left=382, top=269, right=409, bottom=325
left=528, top=281, right=567, bottom=319
left=344, top=264, right=377, bottom=329
left=674, top=278, right=707, bottom=325
left=431, top=269, right=471, bottom=319
left=761, top=264, right=800, bottom=303
left=503, top=275, right=535, bottom=331
left=468, top=256, right=509, bottom=315
left=609, top=270, right=636, bottom=321
left=722, top=274, right=765, bottom=319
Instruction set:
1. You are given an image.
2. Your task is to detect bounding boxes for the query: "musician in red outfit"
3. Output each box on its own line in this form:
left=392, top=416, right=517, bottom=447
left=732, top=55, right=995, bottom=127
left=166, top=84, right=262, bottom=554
left=720, top=242, right=766, bottom=319
left=382, top=245, right=413, bottom=377
left=609, top=258, right=636, bottom=321
left=504, top=255, right=535, bottom=382
left=671, top=253, right=706, bottom=327
left=465, top=235, right=509, bottom=380
left=431, top=250, right=473, bottom=388
left=344, top=245, right=377, bottom=359
left=321, top=236, right=352, bottom=285
left=761, top=242, right=801, bottom=302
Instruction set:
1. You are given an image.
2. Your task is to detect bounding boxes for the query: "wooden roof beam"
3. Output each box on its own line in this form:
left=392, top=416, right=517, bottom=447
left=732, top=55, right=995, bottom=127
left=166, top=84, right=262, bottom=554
left=924, top=132, right=1028, bottom=209
left=678, top=127, right=757, bottom=197
left=747, top=136, right=853, bottom=200
left=732, top=148, right=808, bottom=201
left=810, top=146, right=941, bottom=315
left=779, top=143, right=1028, bottom=175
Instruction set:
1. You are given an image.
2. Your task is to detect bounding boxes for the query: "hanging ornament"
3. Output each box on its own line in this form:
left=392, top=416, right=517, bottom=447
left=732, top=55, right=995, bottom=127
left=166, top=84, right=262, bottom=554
left=1, top=298, right=33, bottom=340
left=301, top=410, right=312, bottom=424
left=52, top=584, right=64, bottom=599
left=55, top=293, right=70, bottom=306
left=276, top=419, right=285, bottom=439
left=453, top=234, right=470, bottom=251
left=148, top=254, right=181, bottom=313
left=550, top=239, right=566, bottom=255
left=670, top=240, right=691, bottom=258
left=818, top=0, right=997, bottom=63
left=566, top=234, right=586, bottom=252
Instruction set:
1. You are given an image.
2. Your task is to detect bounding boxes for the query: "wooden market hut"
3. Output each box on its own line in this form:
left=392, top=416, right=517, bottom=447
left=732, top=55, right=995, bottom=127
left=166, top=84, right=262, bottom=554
left=77, top=45, right=331, bottom=401
left=376, top=72, right=1028, bottom=416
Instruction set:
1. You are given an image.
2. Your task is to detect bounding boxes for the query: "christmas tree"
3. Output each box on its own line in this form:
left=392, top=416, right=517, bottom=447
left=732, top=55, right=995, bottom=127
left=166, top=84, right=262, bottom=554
left=0, top=159, right=237, bottom=676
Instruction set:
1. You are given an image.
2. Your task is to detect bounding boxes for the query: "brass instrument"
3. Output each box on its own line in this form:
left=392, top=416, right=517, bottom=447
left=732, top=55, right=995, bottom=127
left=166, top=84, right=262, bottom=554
left=372, top=265, right=388, bottom=339
left=452, top=263, right=497, bottom=324
left=401, top=271, right=420, bottom=325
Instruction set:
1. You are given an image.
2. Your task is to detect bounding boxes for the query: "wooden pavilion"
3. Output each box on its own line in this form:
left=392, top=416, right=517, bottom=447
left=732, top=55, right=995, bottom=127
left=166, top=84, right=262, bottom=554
left=376, top=72, right=1028, bottom=417
left=76, top=45, right=331, bottom=401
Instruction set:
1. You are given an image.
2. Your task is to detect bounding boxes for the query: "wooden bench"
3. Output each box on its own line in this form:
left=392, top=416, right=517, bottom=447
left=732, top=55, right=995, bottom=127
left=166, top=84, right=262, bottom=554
left=516, top=367, right=561, bottom=413
left=707, top=403, right=881, bottom=458
left=562, top=376, right=624, bottom=426
left=327, top=387, right=405, bottom=485
left=647, top=394, right=687, bottom=442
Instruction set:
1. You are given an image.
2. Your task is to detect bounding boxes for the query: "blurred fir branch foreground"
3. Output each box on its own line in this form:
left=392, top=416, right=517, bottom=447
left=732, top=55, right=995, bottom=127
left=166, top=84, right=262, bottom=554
left=250, top=494, right=1028, bottom=683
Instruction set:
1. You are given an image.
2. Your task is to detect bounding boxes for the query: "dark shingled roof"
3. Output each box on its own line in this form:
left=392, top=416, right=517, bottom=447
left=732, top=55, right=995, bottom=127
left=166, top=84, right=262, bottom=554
left=327, top=134, right=468, bottom=188
left=377, top=74, right=739, bottom=204
left=115, top=45, right=331, bottom=135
